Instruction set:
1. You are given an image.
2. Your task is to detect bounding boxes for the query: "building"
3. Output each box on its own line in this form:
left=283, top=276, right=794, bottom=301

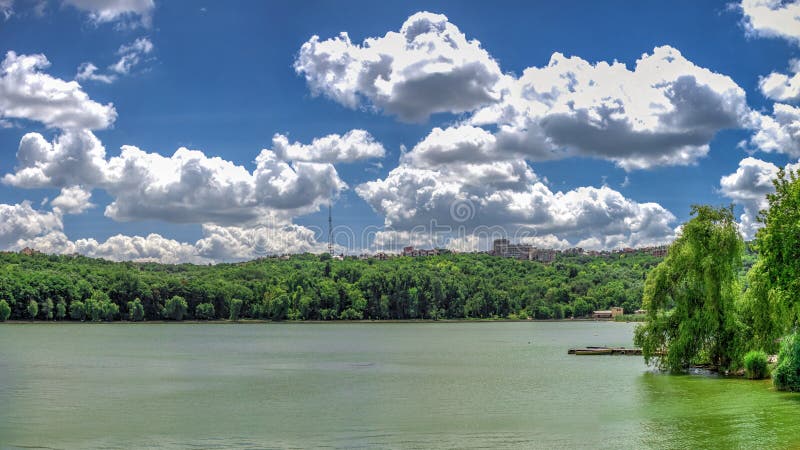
left=492, top=239, right=532, bottom=259
left=592, top=306, right=624, bottom=320
left=530, top=248, right=556, bottom=263
left=402, top=246, right=439, bottom=257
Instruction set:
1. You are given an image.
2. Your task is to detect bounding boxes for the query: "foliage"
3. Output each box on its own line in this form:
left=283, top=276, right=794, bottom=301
left=0, top=299, right=10, bottom=321
left=0, top=250, right=663, bottom=322
left=55, top=299, right=66, bottom=320
left=86, top=291, right=117, bottom=322
left=741, top=167, right=800, bottom=353
left=195, top=302, right=215, bottom=320
left=163, top=296, right=188, bottom=321
left=69, top=301, right=86, bottom=321
left=127, top=298, right=145, bottom=321
left=635, top=205, right=744, bottom=372
left=773, top=333, right=800, bottom=391
left=27, top=300, right=38, bottom=320
left=40, top=298, right=54, bottom=320
left=743, top=350, right=769, bottom=380
left=228, top=298, right=243, bottom=321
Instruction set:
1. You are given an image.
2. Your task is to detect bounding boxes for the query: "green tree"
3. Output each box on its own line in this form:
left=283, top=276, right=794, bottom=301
left=195, top=302, right=215, bottom=320
left=741, top=167, right=800, bottom=353
left=163, top=296, right=188, bottom=321
left=229, top=298, right=243, bottom=321
left=127, top=298, right=145, bottom=321
left=27, top=300, right=38, bottom=320
left=0, top=299, right=10, bottom=321
left=773, top=332, right=800, bottom=391
left=55, top=299, right=67, bottom=320
left=634, top=205, right=744, bottom=372
left=40, top=298, right=54, bottom=320
left=70, top=301, right=86, bottom=321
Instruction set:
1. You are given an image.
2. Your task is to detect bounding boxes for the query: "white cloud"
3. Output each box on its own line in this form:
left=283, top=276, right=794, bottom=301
left=195, top=223, right=325, bottom=260
left=295, top=11, right=505, bottom=122
left=271, top=129, right=385, bottom=163
left=102, top=145, right=345, bottom=224
left=63, top=0, right=155, bottom=28
left=0, top=51, right=117, bottom=130
left=109, top=37, right=153, bottom=75
left=720, top=156, right=800, bottom=238
left=76, top=62, right=116, bottom=84
left=740, top=0, right=800, bottom=44
left=4, top=130, right=347, bottom=226
left=3, top=129, right=108, bottom=188
left=748, top=103, right=800, bottom=157
left=471, top=46, right=749, bottom=170
left=356, top=156, right=676, bottom=250
left=0, top=201, right=327, bottom=263
left=760, top=59, right=800, bottom=101
left=0, top=201, right=63, bottom=249
left=51, top=186, right=94, bottom=214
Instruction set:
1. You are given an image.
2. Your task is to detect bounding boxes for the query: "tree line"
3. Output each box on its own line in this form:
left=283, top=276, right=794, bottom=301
left=0, top=248, right=663, bottom=323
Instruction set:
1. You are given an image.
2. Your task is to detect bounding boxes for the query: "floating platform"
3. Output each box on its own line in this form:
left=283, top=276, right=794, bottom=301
left=568, top=346, right=642, bottom=355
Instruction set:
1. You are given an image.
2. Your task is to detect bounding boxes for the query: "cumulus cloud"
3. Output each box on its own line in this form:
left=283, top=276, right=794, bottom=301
left=3, top=129, right=108, bottom=188
left=51, top=186, right=94, bottom=214
left=356, top=137, right=676, bottom=250
left=271, top=129, right=385, bottom=163
left=0, top=202, right=325, bottom=263
left=720, top=157, right=800, bottom=238
left=4, top=130, right=347, bottom=226
left=748, top=103, right=800, bottom=157
left=295, top=11, right=505, bottom=122
left=0, top=201, right=63, bottom=249
left=740, top=0, right=800, bottom=44
left=760, top=59, right=800, bottom=102
left=470, top=46, right=749, bottom=170
left=63, top=0, right=155, bottom=28
left=0, top=51, right=117, bottom=130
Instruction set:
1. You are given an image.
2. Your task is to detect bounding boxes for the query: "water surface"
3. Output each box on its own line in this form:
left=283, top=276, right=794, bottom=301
left=1, top=322, right=798, bottom=448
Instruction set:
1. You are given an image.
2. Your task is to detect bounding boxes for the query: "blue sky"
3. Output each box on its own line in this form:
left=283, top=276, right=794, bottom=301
left=1, top=0, right=799, bottom=262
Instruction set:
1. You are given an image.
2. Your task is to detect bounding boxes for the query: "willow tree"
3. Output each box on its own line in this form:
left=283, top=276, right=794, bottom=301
left=634, top=205, right=743, bottom=372
left=741, top=167, right=800, bottom=353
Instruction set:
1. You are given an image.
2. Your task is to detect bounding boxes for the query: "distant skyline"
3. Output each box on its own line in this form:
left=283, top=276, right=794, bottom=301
left=1, top=0, right=799, bottom=262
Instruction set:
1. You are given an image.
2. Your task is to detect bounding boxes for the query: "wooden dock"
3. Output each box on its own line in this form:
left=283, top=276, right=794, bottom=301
left=568, top=346, right=642, bottom=355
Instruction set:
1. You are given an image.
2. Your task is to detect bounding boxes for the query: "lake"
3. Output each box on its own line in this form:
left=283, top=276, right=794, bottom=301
left=1, top=322, right=798, bottom=448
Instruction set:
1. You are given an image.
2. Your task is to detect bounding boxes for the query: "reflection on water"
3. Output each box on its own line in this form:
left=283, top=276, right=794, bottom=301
left=0, top=322, right=798, bottom=448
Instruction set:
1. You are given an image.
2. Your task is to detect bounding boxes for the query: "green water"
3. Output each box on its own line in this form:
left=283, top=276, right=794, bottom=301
left=0, top=322, right=798, bottom=449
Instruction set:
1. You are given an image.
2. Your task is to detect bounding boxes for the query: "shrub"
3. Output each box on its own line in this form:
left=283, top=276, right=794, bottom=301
left=55, top=300, right=67, bottom=320
left=163, top=296, right=188, bottom=321
left=0, top=299, right=10, bottom=321
left=774, top=333, right=800, bottom=392
left=70, top=301, right=86, bottom=321
left=743, top=350, right=769, bottom=379
left=195, top=302, right=215, bottom=320
left=40, top=298, right=54, bottom=320
left=127, top=298, right=145, bottom=322
left=27, top=300, right=38, bottom=320
left=228, top=298, right=243, bottom=321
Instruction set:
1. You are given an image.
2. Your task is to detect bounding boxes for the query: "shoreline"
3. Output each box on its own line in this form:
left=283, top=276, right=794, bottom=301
left=0, top=318, right=630, bottom=325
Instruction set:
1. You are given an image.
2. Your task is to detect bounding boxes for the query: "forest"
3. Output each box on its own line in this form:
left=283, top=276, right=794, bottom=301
left=0, top=248, right=665, bottom=322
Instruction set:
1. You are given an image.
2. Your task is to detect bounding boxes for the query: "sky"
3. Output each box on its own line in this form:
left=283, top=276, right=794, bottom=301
left=1, top=0, right=800, bottom=263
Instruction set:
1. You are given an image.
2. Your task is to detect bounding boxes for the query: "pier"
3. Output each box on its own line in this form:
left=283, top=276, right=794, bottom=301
left=568, top=347, right=642, bottom=355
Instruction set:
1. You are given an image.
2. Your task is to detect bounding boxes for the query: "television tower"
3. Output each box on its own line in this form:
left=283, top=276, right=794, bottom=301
left=328, top=199, right=334, bottom=256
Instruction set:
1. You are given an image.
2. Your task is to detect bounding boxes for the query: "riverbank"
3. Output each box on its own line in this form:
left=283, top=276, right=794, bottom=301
left=0, top=317, right=615, bottom=325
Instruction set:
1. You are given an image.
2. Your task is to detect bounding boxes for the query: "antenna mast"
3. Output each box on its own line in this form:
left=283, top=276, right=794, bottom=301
left=328, top=198, right=334, bottom=256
